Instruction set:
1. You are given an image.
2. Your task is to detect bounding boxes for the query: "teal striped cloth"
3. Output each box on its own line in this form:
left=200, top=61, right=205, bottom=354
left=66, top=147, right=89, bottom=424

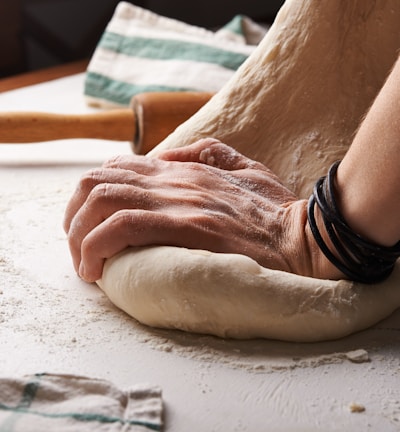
left=0, top=373, right=163, bottom=431
left=84, top=2, right=267, bottom=107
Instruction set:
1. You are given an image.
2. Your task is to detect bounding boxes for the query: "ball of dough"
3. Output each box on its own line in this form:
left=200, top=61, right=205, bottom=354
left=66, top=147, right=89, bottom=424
left=97, top=246, right=400, bottom=342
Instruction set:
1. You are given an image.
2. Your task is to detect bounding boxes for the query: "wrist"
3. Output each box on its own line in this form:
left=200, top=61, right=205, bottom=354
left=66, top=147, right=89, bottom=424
left=283, top=200, right=345, bottom=280
left=307, top=162, right=400, bottom=283
left=303, top=203, right=346, bottom=280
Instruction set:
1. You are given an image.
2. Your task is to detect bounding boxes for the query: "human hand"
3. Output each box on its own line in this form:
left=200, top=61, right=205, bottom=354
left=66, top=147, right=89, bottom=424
left=64, top=138, right=343, bottom=282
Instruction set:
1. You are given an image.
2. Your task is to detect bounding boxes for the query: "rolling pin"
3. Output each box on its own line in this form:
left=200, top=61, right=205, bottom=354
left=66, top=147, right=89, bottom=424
left=0, top=92, right=213, bottom=154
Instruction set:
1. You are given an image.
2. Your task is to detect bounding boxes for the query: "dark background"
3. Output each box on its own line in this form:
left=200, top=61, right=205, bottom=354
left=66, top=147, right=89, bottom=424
left=0, top=0, right=284, bottom=78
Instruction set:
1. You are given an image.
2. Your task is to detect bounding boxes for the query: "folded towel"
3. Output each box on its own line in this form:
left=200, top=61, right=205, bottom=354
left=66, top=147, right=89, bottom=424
left=84, top=1, right=267, bottom=108
left=0, top=373, right=163, bottom=431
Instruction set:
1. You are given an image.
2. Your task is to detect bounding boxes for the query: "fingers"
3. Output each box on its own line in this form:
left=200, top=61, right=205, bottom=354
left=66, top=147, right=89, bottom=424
left=157, top=138, right=221, bottom=162
left=67, top=182, right=163, bottom=273
left=77, top=210, right=177, bottom=282
left=63, top=164, right=158, bottom=233
left=101, top=153, right=163, bottom=173
left=64, top=140, right=270, bottom=233
left=158, top=138, right=269, bottom=172
left=77, top=210, right=220, bottom=282
left=199, top=143, right=268, bottom=171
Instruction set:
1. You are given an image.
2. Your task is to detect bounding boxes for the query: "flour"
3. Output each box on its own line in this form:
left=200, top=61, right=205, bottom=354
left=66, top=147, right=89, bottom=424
left=0, top=247, right=382, bottom=374
left=0, top=154, right=399, bottom=380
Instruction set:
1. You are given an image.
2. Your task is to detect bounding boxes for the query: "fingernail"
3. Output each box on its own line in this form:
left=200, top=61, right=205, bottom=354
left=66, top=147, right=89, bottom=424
left=79, top=262, right=86, bottom=280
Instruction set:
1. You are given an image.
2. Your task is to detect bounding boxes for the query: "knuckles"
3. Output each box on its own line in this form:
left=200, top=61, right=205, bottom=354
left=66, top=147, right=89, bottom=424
left=87, top=183, right=114, bottom=204
left=78, top=168, right=110, bottom=195
left=109, top=209, right=136, bottom=228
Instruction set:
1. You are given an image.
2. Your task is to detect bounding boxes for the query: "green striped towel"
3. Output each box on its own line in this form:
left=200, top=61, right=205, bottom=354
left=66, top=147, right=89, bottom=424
left=0, top=373, right=163, bottom=431
left=84, top=2, right=267, bottom=108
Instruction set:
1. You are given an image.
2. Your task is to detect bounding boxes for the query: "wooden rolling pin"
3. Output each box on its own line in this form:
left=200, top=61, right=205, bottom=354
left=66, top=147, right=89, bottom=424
left=0, top=92, right=213, bottom=154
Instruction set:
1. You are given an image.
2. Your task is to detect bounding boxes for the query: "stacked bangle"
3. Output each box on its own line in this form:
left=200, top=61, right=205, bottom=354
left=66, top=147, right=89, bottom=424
left=307, top=161, right=400, bottom=284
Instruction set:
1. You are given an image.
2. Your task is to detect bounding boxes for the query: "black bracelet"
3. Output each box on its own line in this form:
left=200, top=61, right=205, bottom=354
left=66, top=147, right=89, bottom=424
left=307, top=161, right=400, bottom=284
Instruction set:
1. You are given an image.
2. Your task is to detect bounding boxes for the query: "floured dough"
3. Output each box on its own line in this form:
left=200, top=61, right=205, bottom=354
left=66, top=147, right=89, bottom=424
left=98, top=247, right=400, bottom=342
left=97, top=0, right=400, bottom=341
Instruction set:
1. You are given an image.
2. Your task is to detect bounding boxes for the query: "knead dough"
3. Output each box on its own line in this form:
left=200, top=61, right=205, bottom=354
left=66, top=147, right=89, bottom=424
left=96, top=0, right=400, bottom=342
left=97, top=246, right=400, bottom=342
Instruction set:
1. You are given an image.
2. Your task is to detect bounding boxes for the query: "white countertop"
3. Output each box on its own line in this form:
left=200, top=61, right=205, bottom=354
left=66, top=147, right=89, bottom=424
left=0, top=74, right=399, bottom=431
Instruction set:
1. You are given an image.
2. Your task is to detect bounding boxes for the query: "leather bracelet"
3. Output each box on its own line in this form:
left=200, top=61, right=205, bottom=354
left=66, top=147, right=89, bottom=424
left=307, top=161, right=400, bottom=284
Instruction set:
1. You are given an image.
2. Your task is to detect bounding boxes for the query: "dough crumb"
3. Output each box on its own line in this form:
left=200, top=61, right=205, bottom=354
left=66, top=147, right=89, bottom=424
left=345, top=349, right=369, bottom=363
left=349, top=403, right=366, bottom=413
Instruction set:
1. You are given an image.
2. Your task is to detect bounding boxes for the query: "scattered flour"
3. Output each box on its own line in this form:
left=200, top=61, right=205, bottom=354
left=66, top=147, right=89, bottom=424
left=1, top=167, right=399, bottom=381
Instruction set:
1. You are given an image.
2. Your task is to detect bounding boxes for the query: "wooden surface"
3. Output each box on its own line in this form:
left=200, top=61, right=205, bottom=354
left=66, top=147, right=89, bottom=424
left=0, top=59, right=88, bottom=93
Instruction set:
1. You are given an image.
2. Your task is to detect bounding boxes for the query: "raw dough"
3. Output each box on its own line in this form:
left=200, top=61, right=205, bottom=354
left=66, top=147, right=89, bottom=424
left=150, top=0, right=400, bottom=198
left=97, top=0, right=400, bottom=341
left=98, top=247, right=400, bottom=342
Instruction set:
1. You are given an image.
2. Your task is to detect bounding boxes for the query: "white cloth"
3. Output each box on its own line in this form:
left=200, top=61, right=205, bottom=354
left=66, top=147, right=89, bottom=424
left=84, top=2, right=267, bottom=107
left=0, top=373, right=163, bottom=431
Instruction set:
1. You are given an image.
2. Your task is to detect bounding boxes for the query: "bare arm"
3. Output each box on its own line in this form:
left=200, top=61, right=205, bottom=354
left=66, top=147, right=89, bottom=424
left=337, top=55, right=400, bottom=247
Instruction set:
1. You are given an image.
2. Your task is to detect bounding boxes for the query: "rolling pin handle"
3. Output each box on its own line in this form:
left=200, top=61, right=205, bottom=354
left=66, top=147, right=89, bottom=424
left=0, top=92, right=213, bottom=153
left=130, top=92, right=213, bottom=154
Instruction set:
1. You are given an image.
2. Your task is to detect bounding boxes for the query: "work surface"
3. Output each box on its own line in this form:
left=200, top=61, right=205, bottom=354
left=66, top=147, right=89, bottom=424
left=0, top=74, right=399, bottom=431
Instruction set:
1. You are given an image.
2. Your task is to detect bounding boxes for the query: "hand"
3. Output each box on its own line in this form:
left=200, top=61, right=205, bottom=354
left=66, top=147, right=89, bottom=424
left=64, top=139, right=343, bottom=282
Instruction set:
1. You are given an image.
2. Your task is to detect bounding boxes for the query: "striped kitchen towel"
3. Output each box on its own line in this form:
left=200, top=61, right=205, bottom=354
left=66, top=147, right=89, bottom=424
left=84, top=1, right=267, bottom=108
left=0, top=373, right=163, bottom=431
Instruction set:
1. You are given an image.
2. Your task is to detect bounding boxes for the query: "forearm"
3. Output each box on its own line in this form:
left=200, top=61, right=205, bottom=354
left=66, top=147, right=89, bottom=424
left=336, top=55, right=400, bottom=247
